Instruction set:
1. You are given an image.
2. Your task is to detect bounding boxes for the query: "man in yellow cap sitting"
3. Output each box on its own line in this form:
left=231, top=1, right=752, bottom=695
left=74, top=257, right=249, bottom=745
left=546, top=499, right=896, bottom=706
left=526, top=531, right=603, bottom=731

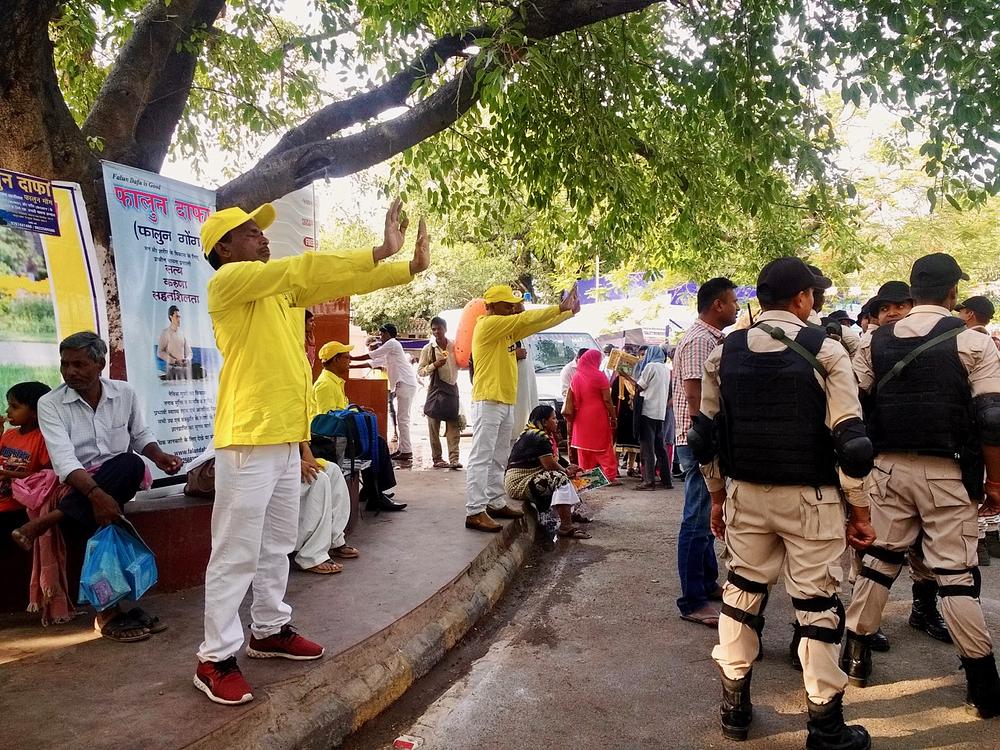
left=194, top=199, right=427, bottom=705
left=313, top=340, right=406, bottom=512
left=465, top=284, right=581, bottom=532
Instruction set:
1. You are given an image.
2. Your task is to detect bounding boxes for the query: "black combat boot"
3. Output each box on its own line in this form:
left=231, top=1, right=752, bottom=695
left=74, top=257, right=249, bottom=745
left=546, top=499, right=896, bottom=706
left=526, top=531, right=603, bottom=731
left=806, top=692, right=871, bottom=750
left=869, top=628, right=890, bottom=652
left=789, top=622, right=802, bottom=671
left=909, top=580, right=952, bottom=643
left=962, top=653, right=1000, bottom=719
left=840, top=631, right=872, bottom=688
left=719, top=669, right=753, bottom=741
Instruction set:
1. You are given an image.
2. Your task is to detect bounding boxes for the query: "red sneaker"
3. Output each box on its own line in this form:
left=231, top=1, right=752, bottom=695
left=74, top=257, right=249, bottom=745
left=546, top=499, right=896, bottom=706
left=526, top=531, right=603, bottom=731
left=246, top=624, right=325, bottom=661
left=193, top=657, right=253, bottom=705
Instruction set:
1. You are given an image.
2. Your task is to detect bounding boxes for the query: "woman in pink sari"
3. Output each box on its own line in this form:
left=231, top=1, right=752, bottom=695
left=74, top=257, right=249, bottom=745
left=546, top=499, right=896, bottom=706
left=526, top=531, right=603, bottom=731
left=563, top=349, right=620, bottom=484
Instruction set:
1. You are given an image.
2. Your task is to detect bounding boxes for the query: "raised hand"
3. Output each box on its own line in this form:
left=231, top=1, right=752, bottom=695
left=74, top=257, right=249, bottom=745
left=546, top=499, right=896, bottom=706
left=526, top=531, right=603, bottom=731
left=410, top=217, right=430, bottom=275
left=374, top=198, right=409, bottom=261
left=559, top=284, right=581, bottom=315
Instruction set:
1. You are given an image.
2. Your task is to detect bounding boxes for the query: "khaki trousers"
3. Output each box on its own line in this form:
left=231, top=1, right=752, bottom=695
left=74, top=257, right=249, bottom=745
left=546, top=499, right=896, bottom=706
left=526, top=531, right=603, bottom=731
left=847, top=472, right=935, bottom=586
left=845, top=452, right=991, bottom=658
left=427, top=417, right=461, bottom=464
left=713, top=480, right=848, bottom=702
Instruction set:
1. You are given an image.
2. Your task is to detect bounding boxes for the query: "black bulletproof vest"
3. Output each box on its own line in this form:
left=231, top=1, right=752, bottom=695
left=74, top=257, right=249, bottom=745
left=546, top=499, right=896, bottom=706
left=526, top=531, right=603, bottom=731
left=719, top=325, right=837, bottom=486
left=870, top=316, right=970, bottom=455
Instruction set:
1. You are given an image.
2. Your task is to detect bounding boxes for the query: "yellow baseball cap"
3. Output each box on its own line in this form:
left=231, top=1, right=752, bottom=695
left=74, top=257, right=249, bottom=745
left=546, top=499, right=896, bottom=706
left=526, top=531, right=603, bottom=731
left=318, top=341, right=354, bottom=362
left=201, top=204, right=277, bottom=255
left=483, top=284, right=523, bottom=305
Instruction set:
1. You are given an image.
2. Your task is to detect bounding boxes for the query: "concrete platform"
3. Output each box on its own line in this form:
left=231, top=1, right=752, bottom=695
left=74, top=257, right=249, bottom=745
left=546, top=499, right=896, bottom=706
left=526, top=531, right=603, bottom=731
left=0, top=466, right=533, bottom=750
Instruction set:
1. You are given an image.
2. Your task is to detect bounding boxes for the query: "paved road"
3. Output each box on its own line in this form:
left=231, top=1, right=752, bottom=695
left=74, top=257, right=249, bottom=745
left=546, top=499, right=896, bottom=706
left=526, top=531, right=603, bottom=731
left=342, top=483, right=1000, bottom=750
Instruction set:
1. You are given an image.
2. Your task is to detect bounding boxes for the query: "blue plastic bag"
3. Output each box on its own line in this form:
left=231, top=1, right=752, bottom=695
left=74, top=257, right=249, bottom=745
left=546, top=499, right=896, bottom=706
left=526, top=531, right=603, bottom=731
left=78, top=522, right=158, bottom=610
left=114, top=520, right=158, bottom=600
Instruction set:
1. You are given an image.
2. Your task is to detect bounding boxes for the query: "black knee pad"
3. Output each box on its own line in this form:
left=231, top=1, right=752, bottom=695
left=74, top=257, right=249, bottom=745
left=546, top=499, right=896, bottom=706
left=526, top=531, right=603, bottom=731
left=722, top=571, right=769, bottom=635
left=859, top=546, right=906, bottom=589
left=934, top=565, right=982, bottom=599
left=790, top=594, right=846, bottom=645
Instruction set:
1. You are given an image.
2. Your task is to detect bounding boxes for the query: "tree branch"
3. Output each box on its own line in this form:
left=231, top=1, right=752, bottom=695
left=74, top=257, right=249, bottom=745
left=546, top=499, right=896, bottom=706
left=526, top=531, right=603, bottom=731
left=125, top=0, right=227, bottom=172
left=219, top=0, right=667, bottom=209
left=82, top=0, right=214, bottom=160
left=264, top=25, right=495, bottom=159
left=0, top=1, right=98, bottom=197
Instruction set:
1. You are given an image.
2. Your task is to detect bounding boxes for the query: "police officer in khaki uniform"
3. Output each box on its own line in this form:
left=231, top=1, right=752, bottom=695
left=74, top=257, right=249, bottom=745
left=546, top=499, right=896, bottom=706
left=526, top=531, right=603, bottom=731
left=842, top=253, right=1000, bottom=718
left=853, top=281, right=951, bottom=648
left=690, top=257, right=876, bottom=748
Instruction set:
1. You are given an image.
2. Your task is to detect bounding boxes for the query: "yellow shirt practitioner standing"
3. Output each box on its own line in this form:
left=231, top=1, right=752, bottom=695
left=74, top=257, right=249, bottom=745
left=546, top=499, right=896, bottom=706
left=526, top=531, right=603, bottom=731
left=194, top=200, right=428, bottom=705
left=464, top=284, right=578, bottom=532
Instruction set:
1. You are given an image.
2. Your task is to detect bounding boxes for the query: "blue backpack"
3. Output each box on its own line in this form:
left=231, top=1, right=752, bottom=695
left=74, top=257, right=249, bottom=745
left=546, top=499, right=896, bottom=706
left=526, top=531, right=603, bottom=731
left=310, top=404, right=379, bottom=472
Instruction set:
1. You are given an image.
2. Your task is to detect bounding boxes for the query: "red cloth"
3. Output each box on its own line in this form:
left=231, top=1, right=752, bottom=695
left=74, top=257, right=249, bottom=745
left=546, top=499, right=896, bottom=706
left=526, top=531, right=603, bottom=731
left=0, top=426, right=50, bottom=503
left=569, top=349, right=613, bottom=453
left=15, top=470, right=75, bottom=626
left=576, top=444, right=619, bottom=482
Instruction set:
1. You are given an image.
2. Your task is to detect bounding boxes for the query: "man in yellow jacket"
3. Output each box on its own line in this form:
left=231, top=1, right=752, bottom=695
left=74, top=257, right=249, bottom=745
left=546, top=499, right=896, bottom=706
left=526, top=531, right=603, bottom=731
left=194, top=199, right=428, bottom=705
left=465, top=284, right=580, bottom=532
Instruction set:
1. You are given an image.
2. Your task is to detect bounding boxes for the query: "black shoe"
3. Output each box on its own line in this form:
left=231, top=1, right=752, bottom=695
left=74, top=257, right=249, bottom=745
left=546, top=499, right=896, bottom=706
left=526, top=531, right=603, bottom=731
left=366, top=493, right=407, bottom=512
left=806, top=692, right=870, bottom=750
left=962, top=653, right=1000, bottom=718
left=660, top=479, right=674, bottom=489
left=870, top=629, right=890, bottom=653
left=986, top=530, right=1000, bottom=559
left=978, top=539, right=992, bottom=567
left=840, top=631, right=872, bottom=688
left=909, top=580, right=952, bottom=644
left=790, top=622, right=802, bottom=672
left=719, top=669, right=753, bottom=741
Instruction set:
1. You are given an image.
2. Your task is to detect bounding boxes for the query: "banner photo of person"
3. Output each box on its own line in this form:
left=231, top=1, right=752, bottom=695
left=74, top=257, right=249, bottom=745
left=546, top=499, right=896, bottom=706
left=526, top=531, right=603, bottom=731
left=102, top=161, right=220, bottom=472
left=0, top=177, right=107, bottom=388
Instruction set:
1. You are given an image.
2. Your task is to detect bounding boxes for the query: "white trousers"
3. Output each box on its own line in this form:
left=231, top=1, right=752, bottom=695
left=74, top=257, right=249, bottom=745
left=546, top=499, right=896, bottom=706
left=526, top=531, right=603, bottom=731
left=394, top=382, right=416, bottom=454
left=294, top=463, right=352, bottom=569
left=465, top=400, right=514, bottom=516
left=198, top=443, right=300, bottom=662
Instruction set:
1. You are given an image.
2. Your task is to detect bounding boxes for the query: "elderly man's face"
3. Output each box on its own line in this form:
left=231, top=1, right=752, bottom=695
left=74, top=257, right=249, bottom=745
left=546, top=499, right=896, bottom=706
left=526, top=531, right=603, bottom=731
left=217, top=220, right=270, bottom=264
left=60, top=348, right=103, bottom=393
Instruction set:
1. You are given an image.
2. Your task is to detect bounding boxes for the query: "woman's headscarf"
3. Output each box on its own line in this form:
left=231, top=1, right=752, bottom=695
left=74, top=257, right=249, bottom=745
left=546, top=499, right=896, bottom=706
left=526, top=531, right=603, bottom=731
left=571, top=348, right=609, bottom=395
left=633, top=344, right=666, bottom=378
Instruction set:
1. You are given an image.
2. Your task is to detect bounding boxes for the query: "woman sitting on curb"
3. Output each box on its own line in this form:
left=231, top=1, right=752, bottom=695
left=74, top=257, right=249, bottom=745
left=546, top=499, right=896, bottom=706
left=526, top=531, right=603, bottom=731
left=504, top=405, right=591, bottom=540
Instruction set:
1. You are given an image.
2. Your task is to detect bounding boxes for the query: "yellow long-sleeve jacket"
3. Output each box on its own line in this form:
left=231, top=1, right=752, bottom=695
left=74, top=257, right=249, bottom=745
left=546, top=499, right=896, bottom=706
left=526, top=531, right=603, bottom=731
left=209, top=249, right=411, bottom=448
left=471, top=306, right=571, bottom=405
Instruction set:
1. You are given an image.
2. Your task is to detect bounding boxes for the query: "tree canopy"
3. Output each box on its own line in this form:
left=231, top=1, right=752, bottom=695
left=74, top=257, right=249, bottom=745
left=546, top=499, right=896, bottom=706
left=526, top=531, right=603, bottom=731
left=2, top=0, right=998, bottom=275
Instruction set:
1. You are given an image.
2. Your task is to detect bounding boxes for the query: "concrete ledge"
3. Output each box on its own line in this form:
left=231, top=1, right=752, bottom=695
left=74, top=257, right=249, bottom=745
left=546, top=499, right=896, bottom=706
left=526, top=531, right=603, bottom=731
left=189, top=513, right=535, bottom=750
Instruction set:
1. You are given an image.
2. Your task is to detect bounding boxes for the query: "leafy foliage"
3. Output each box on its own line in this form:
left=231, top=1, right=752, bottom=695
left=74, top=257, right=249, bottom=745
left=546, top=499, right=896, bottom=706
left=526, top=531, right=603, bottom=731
left=37, top=0, right=1000, bottom=277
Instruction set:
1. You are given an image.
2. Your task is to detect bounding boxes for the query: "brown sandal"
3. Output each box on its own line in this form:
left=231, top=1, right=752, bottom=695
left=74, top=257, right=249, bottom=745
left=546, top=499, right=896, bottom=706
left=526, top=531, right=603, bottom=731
left=303, top=560, right=343, bottom=575
left=557, top=526, right=592, bottom=539
left=330, top=545, right=359, bottom=559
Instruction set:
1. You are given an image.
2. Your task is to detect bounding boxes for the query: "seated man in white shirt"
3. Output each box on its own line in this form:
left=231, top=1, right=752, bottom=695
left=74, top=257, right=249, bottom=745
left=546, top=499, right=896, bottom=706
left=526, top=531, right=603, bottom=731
left=351, top=323, right=418, bottom=462
left=13, top=331, right=182, bottom=643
